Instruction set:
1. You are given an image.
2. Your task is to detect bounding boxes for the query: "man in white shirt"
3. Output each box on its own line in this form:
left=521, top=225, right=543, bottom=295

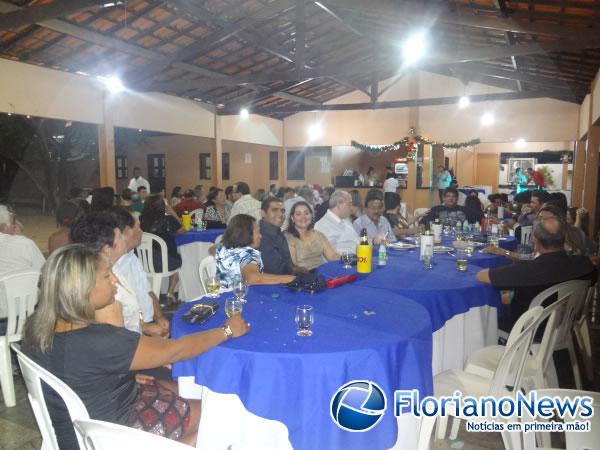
left=128, top=167, right=151, bottom=193
left=228, top=181, right=262, bottom=223
left=314, top=190, right=359, bottom=254
left=383, top=173, right=400, bottom=193
left=0, top=205, right=46, bottom=318
left=352, top=189, right=397, bottom=243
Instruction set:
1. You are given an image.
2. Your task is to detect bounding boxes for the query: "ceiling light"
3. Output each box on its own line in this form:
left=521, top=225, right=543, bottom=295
left=515, top=138, right=526, bottom=148
left=480, top=112, right=494, bottom=126
left=308, top=123, right=322, bottom=140
left=98, top=75, right=125, bottom=93
left=458, top=96, right=470, bottom=109
left=240, top=108, right=249, bottom=120
left=402, top=31, right=427, bottom=66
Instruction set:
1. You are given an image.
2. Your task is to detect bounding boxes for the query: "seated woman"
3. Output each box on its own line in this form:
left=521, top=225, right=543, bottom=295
left=170, top=186, right=183, bottom=208
left=215, top=214, right=295, bottom=288
left=140, top=194, right=185, bottom=303
left=285, top=201, right=339, bottom=270
left=383, top=192, right=419, bottom=239
left=23, top=244, right=249, bottom=448
left=48, top=200, right=87, bottom=254
left=204, top=187, right=228, bottom=226
left=464, top=193, right=484, bottom=225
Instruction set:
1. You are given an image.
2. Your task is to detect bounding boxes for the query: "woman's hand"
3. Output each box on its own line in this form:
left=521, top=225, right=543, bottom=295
left=225, top=314, right=249, bottom=338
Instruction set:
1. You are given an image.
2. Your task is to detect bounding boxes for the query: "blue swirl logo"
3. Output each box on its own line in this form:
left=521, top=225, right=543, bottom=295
left=330, top=380, right=387, bottom=432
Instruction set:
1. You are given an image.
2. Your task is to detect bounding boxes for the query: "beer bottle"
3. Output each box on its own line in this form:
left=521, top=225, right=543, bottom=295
left=356, top=228, right=372, bottom=273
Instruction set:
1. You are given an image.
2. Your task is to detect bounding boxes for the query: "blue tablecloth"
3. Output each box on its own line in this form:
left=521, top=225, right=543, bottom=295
left=318, top=254, right=501, bottom=332
left=172, top=284, right=433, bottom=450
left=175, top=229, right=224, bottom=246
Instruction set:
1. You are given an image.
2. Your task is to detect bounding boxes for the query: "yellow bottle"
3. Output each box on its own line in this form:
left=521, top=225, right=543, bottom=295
left=356, top=228, right=372, bottom=274
left=181, top=211, right=192, bottom=231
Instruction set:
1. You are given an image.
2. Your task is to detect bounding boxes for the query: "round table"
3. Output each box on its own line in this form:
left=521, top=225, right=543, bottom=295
left=172, top=284, right=433, bottom=450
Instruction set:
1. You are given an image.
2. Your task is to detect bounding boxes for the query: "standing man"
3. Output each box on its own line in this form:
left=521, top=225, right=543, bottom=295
left=228, top=181, right=262, bottom=223
left=436, top=165, right=453, bottom=204
left=128, top=167, right=151, bottom=193
left=526, top=167, right=545, bottom=188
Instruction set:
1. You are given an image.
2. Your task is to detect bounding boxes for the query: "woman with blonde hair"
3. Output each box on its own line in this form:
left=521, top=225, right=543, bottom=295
left=23, top=244, right=249, bottom=449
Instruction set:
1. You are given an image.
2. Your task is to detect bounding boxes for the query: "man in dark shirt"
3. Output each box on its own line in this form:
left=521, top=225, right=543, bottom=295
left=173, top=189, right=204, bottom=216
left=258, top=196, right=300, bottom=275
left=476, top=215, right=595, bottom=333
left=419, top=187, right=467, bottom=227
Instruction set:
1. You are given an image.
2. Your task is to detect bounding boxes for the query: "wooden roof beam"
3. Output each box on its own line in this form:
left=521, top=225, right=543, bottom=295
left=0, top=0, right=105, bottom=31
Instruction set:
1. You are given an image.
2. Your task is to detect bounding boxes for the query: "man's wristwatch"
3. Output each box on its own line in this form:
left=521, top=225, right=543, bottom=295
left=223, top=325, right=233, bottom=340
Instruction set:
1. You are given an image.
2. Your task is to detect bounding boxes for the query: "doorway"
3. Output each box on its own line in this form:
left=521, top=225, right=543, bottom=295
left=147, top=154, right=166, bottom=193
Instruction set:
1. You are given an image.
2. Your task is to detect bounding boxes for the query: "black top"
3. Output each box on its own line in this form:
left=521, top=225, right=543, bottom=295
left=420, top=205, right=467, bottom=227
left=24, top=324, right=141, bottom=449
left=314, top=201, right=329, bottom=222
left=464, top=207, right=484, bottom=225
left=141, top=215, right=182, bottom=271
left=489, top=251, right=596, bottom=332
left=258, top=220, right=294, bottom=275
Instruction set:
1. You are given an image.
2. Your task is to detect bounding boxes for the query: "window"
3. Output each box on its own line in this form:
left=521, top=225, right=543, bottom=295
left=115, top=156, right=128, bottom=179
left=269, top=151, right=278, bottom=180
left=286, top=150, right=305, bottom=180
left=199, top=153, right=212, bottom=180
left=222, top=152, right=230, bottom=180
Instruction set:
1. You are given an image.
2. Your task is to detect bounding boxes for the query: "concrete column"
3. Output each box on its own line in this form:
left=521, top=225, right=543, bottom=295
left=571, top=139, right=586, bottom=207
left=98, top=93, right=116, bottom=188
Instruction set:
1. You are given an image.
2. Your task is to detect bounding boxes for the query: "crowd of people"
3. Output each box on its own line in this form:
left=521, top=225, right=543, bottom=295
left=0, top=167, right=598, bottom=448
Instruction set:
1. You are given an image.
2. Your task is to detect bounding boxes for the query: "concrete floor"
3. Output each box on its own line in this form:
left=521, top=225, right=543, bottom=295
left=2, top=211, right=598, bottom=449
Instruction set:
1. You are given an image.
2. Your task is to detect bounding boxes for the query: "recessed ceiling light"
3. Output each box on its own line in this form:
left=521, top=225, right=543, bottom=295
left=458, top=96, right=470, bottom=109
left=481, top=112, right=494, bottom=126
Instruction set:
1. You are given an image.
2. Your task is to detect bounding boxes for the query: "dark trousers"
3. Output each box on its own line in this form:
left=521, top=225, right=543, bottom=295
left=438, top=189, right=444, bottom=203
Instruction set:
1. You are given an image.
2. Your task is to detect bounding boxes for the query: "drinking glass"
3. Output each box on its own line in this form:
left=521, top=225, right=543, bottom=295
left=466, top=237, right=475, bottom=257
left=456, top=248, right=468, bottom=272
left=295, top=305, right=314, bottom=337
left=487, top=234, right=500, bottom=247
left=233, top=280, right=249, bottom=303
left=206, top=276, right=220, bottom=298
left=341, top=252, right=353, bottom=269
left=422, top=254, right=433, bottom=269
left=224, top=298, right=244, bottom=318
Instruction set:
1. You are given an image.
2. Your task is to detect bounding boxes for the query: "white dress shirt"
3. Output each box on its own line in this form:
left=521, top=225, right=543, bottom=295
left=0, top=233, right=45, bottom=318
left=228, top=194, right=262, bottom=224
left=314, top=210, right=359, bottom=254
left=352, top=214, right=397, bottom=242
left=383, top=177, right=400, bottom=193
left=113, top=250, right=154, bottom=322
left=128, top=176, right=151, bottom=193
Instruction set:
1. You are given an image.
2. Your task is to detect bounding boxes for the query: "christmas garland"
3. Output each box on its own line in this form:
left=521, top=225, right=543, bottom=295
left=351, top=128, right=480, bottom=161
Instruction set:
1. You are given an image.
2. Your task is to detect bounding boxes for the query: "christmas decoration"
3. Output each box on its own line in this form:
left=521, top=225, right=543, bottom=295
left=351, top=127, right=480, bottom=161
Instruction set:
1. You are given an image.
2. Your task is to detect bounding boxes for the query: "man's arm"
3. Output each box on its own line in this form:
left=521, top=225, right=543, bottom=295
left=476, top=269, right=491, bottom=284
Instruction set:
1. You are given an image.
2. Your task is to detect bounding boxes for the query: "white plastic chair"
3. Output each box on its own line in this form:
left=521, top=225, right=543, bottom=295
left=464, top=280, right=584, bottom=392
left=522, top=388, right=600, bottom=450
left=434, top=306, right=543, bottom=450
left=74, top=418, right=190, bottom=450
left=0, top=270, right=39, bottom=407
left=11, top=343, right=89, bottom=450
left=520, top=225, right=533, bottom=246
left=413, top=208, right=429, bottom=218
left=573, top=286, right=595, bottom=382
left=137, top=232, right=179, bottom=297
left=198, top=255, right=217, bottom=294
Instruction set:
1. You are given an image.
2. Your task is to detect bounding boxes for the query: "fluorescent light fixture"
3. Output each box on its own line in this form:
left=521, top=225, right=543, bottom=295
left=515, top=138, right=526, bottom=148
left=98, top=75, right=125, bottom=93
left=458, top=96, right=470, bottom=109
left=240, top=108, right=249, bottom=119
left=402, top=31, right=427, bottom=66
left=308, top=123, right=323, bottom=140
left=480, top=112, right=494, bottom=126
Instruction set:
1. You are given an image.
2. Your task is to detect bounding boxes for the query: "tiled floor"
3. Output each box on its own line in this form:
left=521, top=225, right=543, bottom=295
left=1, top=211, right=598, bottom=450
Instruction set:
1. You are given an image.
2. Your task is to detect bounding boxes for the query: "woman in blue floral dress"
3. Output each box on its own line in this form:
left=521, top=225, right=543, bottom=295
left=215, top=214, right=296, bottom=288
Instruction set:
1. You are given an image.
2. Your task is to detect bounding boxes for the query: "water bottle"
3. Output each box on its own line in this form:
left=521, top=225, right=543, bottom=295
left=378, top=242, right=387, bottom=267
left=463, top=220, right=470, bottom=233
left=455, top=220, right=462, bottom=233
left=420, top=230, right=434, bottom=268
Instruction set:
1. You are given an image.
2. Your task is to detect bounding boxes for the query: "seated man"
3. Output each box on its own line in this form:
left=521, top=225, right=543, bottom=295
left=517, top=190, right=547, bottom=227
left=110, top=206, right=169, bottom=337
left=476, top=215, right=596, bottom=333
left=131, top=186, right=148, bottom=214
left=258, top=197, right=305, bottom=275
left=419, top=187, right=467, bottom=228
left=314, top=190, right=359, bottom=254
left=0, top=205, right=46, bottom=325
left=352, top=189, right=397, bottom=243
left=228, top=181, right=262, bottom=223
left=173, top=189, right=204, bottom=216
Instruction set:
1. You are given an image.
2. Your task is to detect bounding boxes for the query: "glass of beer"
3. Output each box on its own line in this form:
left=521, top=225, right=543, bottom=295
left=224, top=298, right=243, bottom=318
left=206, top=276, right=221, bottom=298
left=295, top=305, right=314, bottom=337
left=456, top=248, right=468, bottom=272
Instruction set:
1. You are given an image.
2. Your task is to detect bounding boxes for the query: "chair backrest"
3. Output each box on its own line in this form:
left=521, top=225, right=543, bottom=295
left=74, top=418, right=190, bottom=450
left=0, top=270, right=39, bottom=341
left=489, top=306, right=543, bottom=397
left=190, top=208, right=204, bottom=223
left=11, top=344, right=89, bottom=450
left=523, top=389, right=600, bottom=450
left=520, top=225, right=533, bottom=245
left=413, top=208, right=429, bottom=218
left=198, top=255, right=217, bottom=294
left=137, top=232, right=168, bottom=274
